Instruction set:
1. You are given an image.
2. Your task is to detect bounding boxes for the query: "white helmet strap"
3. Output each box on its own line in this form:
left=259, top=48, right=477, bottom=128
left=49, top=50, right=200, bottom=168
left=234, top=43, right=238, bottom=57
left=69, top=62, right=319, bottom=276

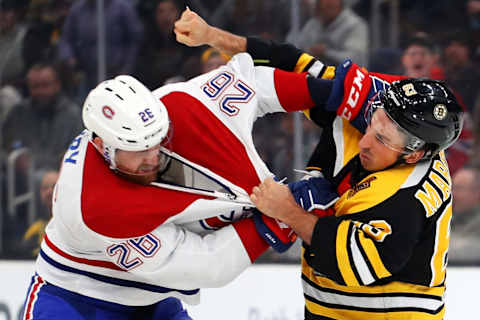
left=103, top=142, right=117, bottom=171
left=89, top=136, right=118, bottom=170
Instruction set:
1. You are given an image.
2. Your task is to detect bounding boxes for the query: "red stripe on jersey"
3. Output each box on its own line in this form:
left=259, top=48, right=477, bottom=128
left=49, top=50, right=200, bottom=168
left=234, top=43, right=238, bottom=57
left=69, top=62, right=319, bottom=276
left=81, top=144, right=214, bottom=238
left=161, top=91, right=261, bottom=193
left=25, top=275, right=45, bottom=320
left=337, top=172, right=352, bottom=196
left=233, top=218, right=269, bottom=262
left=273, top=69, right=315, bottom=112
left=44, top=234, right=124, bottom=271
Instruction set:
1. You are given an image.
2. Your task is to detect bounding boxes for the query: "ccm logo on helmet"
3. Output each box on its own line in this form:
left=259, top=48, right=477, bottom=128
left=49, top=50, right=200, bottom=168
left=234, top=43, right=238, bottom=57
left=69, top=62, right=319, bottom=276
left=102, top=106, right=115, bottom=119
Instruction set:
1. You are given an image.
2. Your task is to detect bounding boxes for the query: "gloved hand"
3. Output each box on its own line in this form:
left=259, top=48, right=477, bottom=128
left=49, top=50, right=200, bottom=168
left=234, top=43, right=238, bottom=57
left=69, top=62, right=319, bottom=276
left=288, top=170, right=339, bottom=217
left=252, top=209, right=297, bottom=253
left=325, top=59, right=371, bottom=122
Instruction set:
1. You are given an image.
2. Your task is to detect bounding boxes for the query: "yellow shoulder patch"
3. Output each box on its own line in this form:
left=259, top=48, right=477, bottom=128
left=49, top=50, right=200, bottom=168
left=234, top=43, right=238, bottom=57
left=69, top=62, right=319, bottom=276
left=335, top=164, right=417, bottom=215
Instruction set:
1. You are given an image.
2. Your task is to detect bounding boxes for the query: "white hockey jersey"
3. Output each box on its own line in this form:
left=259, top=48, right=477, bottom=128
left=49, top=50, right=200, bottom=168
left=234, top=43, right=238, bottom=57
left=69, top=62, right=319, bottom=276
left=36, top=53, right=315, bottom=306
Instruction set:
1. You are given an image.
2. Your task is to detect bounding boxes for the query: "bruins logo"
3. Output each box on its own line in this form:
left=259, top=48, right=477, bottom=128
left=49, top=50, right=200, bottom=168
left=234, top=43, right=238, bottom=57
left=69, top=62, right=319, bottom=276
left=433, top=104, right=447, bottom=120
left=347, top=176, right=377, bottom=198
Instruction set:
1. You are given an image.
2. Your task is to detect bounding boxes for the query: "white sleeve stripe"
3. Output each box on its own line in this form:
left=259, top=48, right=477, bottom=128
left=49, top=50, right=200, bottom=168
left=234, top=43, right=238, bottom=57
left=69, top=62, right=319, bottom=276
left=307, top=60, right=325, bottom=78
left=332, top=117, right=345, bottom=176
left=350, top=228, right=375, bottom=285
left=310, top=197, right=340, bottom=211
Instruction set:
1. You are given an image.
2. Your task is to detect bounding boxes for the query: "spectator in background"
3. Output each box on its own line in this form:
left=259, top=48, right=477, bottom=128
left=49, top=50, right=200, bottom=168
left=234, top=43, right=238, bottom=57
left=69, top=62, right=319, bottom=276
left=22, top=169, right=59, bottom=258
left=285, top=0, right=315, bottom=45
left=1, top=62, right=82, bottom=170
left=57, top=0, right=143, bottom=100
left=441, top=33, right=480, bottom=114
left=0, top=84, right=22, bottom=128
left=135, top=0, right=200, bottom=89
left=449, top=167, right=480, bottom=265
left=468, top=0, right=480, bottom=29
left=200, top=47, right=230, bottom=73
left=296, top=0, right=369, bottom=66
left=397, top=33, right=474, bottom=176
left=23, top=0, right=74, bottom=70
left=401, top=34, right=444, bottom=79
left=0, top=0, right=29, bottom=90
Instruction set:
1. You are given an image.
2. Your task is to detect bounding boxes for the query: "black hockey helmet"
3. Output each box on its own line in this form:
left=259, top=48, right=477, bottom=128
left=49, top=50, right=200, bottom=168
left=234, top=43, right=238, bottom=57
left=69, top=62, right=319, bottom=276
left=379, top=78, right=464, bottom=159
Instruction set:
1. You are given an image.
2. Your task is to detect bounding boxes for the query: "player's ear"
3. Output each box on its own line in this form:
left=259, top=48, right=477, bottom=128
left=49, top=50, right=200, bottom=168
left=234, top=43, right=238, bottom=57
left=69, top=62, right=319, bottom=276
left=92, top=137, right=105, bottom=153
left=403, top=150, right=425, bottom=164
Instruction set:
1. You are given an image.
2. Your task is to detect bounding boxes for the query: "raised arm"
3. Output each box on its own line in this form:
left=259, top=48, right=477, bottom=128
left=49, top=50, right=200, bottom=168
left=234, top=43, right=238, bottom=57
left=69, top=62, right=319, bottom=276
left=174, top=8, right=324, bottom=75
left=174, top=7, right=246, bottom=56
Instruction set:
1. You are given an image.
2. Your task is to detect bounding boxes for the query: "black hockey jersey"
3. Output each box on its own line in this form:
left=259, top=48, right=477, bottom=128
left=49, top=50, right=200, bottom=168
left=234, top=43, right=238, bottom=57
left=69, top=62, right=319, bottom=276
left=246, top=37, right=451, bottom=319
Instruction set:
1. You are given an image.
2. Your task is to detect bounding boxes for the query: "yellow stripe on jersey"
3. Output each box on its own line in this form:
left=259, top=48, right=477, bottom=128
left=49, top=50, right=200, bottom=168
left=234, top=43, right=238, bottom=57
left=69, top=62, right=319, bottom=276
left=305, top=299, right=445, bottom=320
left=430, top=201, right=452, bottom=286
left=294, top=53, right=316, bottom=73
left=302, top=264, right=445, bottom=296
left=302, top=256, right=445, bottom=319
left=336, top=221, right=359, bottom=286
left=303, top=109, right=311, bottom=119
left=322, top=66, right=336, bottom=80
left=338, top=119, right=362, bottom=168
left=357, top=231, right=391, bottom=279
left=335, top=160, right=417, bottom=215
left=293, top=53, right=316, bottom=119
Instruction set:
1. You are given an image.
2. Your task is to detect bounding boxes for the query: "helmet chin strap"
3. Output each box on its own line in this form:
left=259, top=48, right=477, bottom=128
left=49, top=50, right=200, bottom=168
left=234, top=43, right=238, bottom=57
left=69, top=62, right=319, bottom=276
left=90, top=138, right=118, bottom=170
left=103, top=143, right=118, bottom=171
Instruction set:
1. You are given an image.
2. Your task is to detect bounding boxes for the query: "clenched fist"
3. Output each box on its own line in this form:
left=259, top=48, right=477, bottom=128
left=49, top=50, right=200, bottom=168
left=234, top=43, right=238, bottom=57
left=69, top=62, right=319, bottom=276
left=250, top=178, right=300, bottom=222
left=174, top=7, right=212, bottom=47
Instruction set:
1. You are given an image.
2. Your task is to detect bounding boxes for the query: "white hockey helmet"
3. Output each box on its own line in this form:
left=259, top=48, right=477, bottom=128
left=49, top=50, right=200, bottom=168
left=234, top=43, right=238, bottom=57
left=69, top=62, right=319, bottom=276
left=82, top=75, right=171, bottom=170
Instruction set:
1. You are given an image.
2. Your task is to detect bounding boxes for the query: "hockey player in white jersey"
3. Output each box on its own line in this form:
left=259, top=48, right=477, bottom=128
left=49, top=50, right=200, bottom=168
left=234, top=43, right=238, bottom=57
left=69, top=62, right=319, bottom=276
left=22, top=52, right=319, bottom=320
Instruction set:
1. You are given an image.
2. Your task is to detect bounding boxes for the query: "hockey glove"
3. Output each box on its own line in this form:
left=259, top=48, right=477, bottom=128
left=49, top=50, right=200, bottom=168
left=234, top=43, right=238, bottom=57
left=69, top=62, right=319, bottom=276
left=252, top=209, right=297, bottom=253
left=288, top=170, right=339, bottom=218
left=325, top=59, right=371, bottom=121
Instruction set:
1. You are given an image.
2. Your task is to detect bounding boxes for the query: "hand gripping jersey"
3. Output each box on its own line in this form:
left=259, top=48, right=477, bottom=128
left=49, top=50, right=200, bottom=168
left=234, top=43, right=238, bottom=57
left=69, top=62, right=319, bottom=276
left=246, top=37, right=451, bottom=320
left=35, top=53, right=314, bottom=306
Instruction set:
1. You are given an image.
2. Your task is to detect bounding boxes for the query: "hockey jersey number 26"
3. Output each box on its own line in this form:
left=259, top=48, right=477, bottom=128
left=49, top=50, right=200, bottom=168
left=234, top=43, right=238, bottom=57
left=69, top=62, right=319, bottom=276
left=35, top=53, right=314, bottom=306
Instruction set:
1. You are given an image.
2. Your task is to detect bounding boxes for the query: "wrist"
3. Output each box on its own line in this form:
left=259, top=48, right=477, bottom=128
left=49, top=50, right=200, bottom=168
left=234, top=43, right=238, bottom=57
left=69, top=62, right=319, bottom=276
left=206, top=26, right=218, bottom=47
left=285, top=206, right=318, bottom=245
left=281, top=201, right=307, bottom=226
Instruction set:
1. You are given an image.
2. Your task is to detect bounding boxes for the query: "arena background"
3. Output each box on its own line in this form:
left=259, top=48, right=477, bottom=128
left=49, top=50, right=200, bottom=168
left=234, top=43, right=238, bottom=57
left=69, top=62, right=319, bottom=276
left=1, top=0, right=479, bottom=319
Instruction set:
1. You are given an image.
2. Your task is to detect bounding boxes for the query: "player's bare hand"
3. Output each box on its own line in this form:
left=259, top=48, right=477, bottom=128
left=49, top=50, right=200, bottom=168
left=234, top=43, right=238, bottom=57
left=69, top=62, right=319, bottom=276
left=174, top=7, right=212, bottom=47
left=250, top=178, right=300, bottom=222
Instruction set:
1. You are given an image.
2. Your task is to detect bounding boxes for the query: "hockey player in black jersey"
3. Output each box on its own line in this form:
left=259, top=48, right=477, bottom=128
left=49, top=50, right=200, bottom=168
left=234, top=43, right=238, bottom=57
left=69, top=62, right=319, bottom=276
left=175, top=8, right=464, bottom=320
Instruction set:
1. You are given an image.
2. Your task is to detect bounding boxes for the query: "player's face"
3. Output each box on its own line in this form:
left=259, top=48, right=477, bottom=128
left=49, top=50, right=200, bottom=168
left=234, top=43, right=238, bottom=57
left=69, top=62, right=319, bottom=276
left=115, top=144, right=166, bottom=184
left=358, top=108, right=406, bottom=171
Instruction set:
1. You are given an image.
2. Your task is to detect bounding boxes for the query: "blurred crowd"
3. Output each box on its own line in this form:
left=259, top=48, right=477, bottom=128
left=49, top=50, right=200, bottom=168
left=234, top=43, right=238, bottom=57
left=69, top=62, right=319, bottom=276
left=0, top=0, right=479, bottom=264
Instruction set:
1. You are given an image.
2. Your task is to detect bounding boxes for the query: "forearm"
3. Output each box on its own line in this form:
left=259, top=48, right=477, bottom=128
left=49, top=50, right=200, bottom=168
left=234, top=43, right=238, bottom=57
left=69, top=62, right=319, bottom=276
left=281, top=205, right=318, bottom=245
left=207, top=26, right=247, bottom=56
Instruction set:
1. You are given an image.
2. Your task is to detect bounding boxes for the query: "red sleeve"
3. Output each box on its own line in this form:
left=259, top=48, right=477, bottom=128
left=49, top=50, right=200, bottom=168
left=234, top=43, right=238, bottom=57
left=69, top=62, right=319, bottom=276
left=273, top=69, right=315, bottom=112
left=233, top=218, right=269, bottom=262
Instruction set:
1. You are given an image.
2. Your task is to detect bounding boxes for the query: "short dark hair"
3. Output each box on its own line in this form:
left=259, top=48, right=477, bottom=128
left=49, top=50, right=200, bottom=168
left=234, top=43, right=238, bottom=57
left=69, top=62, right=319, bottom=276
left=402, top=34, right=435, bottom=52
left=441, top=32, right=472, bottom=53
left=28, top=62, right=61, bottom=81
